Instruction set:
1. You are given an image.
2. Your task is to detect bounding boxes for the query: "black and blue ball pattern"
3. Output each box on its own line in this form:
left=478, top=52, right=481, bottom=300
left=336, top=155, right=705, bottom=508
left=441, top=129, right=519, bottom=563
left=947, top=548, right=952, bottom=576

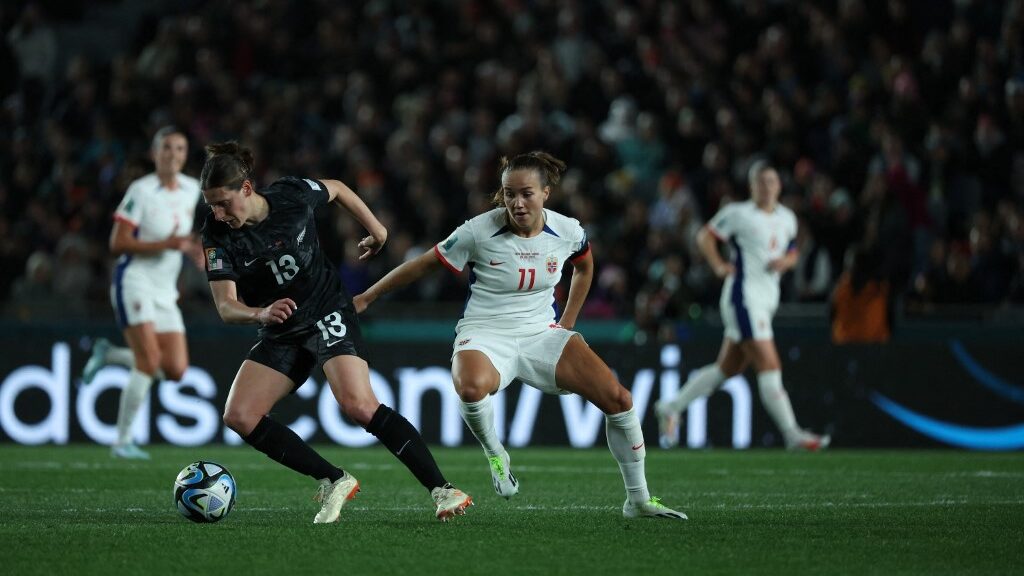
left=173, top=461, right=236, bottom=523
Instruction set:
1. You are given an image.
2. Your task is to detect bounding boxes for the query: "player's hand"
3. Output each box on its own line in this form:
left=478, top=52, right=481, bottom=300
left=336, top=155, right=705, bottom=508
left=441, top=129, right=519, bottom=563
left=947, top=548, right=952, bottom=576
left=258, top=298, right=297, bottom=325
left=357, top=231, right=387, bottom=260
left=712, top=261, right=736, bottom=279
left=767, top=258, right=789, bottom=273
left=166, top=235, right=195, bottom=252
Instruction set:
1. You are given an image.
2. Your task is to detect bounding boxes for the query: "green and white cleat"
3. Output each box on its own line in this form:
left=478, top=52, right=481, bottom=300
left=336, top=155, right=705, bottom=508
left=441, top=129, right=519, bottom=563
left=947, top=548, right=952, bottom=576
left=313, top=472, right=360, bottom=524
left=488, top=451, right=518, bottom=499
left=431, top=483, right=473, bottom=522
left=623, top=497, right=688, bottom=520
left=82, top=338, right=111, bottom=385
left=654, top=400, right=680, bottom=449
left=111, top=443, right=150, bottom=460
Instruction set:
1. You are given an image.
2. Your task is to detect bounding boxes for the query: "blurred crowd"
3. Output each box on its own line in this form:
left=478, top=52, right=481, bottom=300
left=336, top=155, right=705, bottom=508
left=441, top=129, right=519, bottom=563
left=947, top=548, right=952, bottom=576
left=2, top=0, right=1023, bottom=331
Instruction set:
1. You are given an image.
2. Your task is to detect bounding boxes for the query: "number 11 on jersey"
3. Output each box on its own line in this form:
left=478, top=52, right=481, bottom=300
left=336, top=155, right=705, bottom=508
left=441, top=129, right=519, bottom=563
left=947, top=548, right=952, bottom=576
left=518, top=268, right=535, bottom=290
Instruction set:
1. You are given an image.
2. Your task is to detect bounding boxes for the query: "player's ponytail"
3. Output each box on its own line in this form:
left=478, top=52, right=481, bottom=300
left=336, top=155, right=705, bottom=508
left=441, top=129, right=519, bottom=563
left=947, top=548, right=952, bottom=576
left=492, top=151, right=567, bottom=206
left=200, top=141, right=255, bottom=191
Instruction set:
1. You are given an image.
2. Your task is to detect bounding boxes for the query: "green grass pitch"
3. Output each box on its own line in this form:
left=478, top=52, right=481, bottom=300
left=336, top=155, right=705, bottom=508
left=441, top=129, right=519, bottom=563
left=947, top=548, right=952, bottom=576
left=2, top=445, right=1021, bottom=575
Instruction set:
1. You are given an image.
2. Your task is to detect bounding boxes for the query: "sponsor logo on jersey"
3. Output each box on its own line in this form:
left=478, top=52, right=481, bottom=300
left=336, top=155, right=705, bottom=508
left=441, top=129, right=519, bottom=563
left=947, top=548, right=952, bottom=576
left=546, top=255, right=558, bottom=274
left=303, top=178, right=321, bottom=191
left=442, top=234, right=458, bottom=251
left=206, top=248, right=224, bottom=271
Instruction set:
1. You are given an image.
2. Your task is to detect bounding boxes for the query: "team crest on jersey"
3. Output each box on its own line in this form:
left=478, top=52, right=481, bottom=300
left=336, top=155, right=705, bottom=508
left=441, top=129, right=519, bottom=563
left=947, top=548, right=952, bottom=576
left=546, top=255, right=558, bottom=274
left=206, top=248, right=224, bottom=271
left=297, top=226, right=306, bottom=245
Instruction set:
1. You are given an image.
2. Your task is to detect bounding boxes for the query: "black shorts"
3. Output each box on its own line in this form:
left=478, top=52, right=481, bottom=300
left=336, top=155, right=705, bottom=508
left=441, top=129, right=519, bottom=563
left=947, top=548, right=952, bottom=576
left=247, top=303, right=364, bottom=392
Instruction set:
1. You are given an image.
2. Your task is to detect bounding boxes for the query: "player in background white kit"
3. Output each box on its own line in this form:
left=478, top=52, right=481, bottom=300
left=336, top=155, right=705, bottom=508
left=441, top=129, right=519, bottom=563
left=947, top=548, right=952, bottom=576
left=655, top=161, right=830, bottom=451
left=355, top=151, right=686, bottom=520
left=82, top=126, right=202, bottom=459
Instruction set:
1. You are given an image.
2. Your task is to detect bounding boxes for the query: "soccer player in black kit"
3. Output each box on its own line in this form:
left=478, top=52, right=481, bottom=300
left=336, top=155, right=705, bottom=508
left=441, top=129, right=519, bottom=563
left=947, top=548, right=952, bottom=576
left=199, top=141, right=472, bottom=523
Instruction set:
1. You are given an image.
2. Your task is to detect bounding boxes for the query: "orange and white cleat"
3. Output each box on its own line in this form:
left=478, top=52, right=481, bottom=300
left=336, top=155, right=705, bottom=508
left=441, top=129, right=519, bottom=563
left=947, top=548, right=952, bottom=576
left=313, top=472, right=360, bottom=524
left=431, top=484, right=473, bottom=522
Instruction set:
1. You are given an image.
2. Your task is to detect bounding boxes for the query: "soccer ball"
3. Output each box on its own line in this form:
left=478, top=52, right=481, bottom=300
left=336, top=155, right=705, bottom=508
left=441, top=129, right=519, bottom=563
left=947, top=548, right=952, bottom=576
left=173, top=461, right=236, bottom=523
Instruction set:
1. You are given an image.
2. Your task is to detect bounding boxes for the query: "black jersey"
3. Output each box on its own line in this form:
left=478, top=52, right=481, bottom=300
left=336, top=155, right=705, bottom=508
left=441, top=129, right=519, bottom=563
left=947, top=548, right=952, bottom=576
left=202, top=176, right=348, bottom=339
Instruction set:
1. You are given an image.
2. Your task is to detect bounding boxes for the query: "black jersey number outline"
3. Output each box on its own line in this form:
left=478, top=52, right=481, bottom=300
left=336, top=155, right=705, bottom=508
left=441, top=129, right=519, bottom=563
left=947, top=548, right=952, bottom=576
left=265, top=254, right=299, bottom=285
left=315, top=311, right=348, bottom=341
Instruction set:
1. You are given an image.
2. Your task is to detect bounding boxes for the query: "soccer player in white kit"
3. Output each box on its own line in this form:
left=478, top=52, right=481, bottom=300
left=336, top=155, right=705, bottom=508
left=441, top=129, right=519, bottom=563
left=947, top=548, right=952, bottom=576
left=655, top=161, right=831, bottom=451
left=82, top=127, right=202, bottom=459
left=356, top=151, right=686, bottom=520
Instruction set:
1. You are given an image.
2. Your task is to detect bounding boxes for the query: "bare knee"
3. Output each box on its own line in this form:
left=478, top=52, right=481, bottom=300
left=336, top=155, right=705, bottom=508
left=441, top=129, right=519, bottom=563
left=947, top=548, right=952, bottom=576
left=454, top=374, right=496, bottom=403
left=134, top=349, right=161, bottom=376
left=341, top=399, right=379, bottom=428
left=606, top=385, right=632, bottom=414
left=223, top=407, right=260, bottom=437
left=163, top=362, right=187, bottom=382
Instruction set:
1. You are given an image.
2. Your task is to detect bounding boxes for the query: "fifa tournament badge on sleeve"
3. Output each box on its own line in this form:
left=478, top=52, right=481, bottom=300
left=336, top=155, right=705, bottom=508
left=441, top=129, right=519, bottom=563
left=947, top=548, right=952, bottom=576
left=206, top=248, right=224, bottom=271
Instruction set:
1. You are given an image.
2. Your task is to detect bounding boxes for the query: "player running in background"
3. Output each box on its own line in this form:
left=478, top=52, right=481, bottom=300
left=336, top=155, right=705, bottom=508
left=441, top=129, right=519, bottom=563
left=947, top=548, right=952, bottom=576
left=199, top=141, right=471, bottom=524
left=655, top=161, right=831, bottom=451
left=82, top=126, right=201, bottom=460
left=355, top=151, right=686, bottom=520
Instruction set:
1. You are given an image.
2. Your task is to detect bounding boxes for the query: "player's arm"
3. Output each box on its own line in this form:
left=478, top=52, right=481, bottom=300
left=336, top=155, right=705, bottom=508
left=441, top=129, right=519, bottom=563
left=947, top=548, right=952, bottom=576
left=559, top=248, right=594, bottom=330
left=109, top=219, right=193, bottom=256
left=697, top=225, right=735, bottom=279
left=353, top=250, right=443, bottom=314
left=208, top=279, right=296, bottom=325
left=321, top=179, right=387, bottom=260
left=768, top=244, right=799, bottom=273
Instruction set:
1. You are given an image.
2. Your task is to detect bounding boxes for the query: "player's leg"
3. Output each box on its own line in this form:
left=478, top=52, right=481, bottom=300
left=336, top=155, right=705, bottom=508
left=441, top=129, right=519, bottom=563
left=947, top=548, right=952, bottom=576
left=452, top=349, right=518, bottom=498
left=553, top=334, right=686, bottom=519
left=741, top=338, right=829, bottom=450
left=655, top=339, right=747, bottom=448
left=224, top=357, right=358, bottom=523
left=110, top=322, right=161, bottom=459
left=323, top=354, right=471, bottom=520
left=154, top=301, right=189, bottom=382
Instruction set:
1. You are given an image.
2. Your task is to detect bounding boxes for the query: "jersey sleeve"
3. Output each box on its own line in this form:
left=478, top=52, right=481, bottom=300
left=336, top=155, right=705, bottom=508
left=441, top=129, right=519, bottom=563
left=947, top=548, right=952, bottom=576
left=201, top=224, right=238, bottom=282
left=276, top=176, right=330, bottom=207
left=113, top=181, right=144, bottom=226
left=786, top=210, right=799, bottom=252
left=706, top=203, right=736, bottom=240
left=568, top=220, right=590, bottom=262
left=434, top=220, right=476, bottom=273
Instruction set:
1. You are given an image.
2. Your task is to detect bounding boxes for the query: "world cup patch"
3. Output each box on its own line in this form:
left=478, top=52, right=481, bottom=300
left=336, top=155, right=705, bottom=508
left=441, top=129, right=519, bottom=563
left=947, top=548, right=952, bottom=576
left=206, top=248, right=224, bottom=271
left=546, top=255, right=558, bottom=274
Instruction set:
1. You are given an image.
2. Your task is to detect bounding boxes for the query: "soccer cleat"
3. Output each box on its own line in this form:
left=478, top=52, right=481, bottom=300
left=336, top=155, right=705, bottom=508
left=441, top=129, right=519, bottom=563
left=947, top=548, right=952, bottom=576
left=488, top=451, right=519, bottom=499
left=654, top=400, right=680, bottom=449
left=313, top=472, right=360, bottom=524
left=623, top=497, right=688, bottom=520
left=431, top=483, right=473, bottom=522
left=786, top=431, right=831, bottom=452
left=111, top=443, right=150, bottom=460
left=82, top=338, right=111, bottom=385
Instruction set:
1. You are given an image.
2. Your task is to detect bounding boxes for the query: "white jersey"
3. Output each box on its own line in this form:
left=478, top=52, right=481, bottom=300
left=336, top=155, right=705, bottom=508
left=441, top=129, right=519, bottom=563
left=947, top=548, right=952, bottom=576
left=707, top=200, right=797, bottom=310
left=112, top=173, right=201, bottom=297
left=435, top=208, right=590, bottom=335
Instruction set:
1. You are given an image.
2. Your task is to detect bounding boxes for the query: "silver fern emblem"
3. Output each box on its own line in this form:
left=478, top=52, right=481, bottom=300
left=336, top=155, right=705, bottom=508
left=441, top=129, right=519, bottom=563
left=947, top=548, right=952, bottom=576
left=297, top=226, right=306, bottom=244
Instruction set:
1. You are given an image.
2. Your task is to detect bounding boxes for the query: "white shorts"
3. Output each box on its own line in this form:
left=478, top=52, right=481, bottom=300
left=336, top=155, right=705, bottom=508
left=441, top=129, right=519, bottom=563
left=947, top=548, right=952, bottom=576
left=110, top=282, right=184, bottom=333
left=451, top=325, right=578, bottom=395
left=721, top=300, right=774, bottom=342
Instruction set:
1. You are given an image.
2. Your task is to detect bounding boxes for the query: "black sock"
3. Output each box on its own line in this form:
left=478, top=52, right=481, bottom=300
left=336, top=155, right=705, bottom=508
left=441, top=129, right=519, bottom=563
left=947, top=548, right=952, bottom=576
left=245, top=416, right=343, bottom=482
left=367, top=405, right=446, bottom=491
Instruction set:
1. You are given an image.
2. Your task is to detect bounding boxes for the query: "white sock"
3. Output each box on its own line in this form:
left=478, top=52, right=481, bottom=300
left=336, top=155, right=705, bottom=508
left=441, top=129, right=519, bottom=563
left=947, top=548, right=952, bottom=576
left=758, top=370, right=799, bottom=439
left=104, top=345, right=135, bottom=368
left=605, top=408, right=650, bottom=504
left=458, top=396, right=506, bottom=458
left=660, top=364, right=726, bottom=414
left=116, top=368, right=154, bottom=446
